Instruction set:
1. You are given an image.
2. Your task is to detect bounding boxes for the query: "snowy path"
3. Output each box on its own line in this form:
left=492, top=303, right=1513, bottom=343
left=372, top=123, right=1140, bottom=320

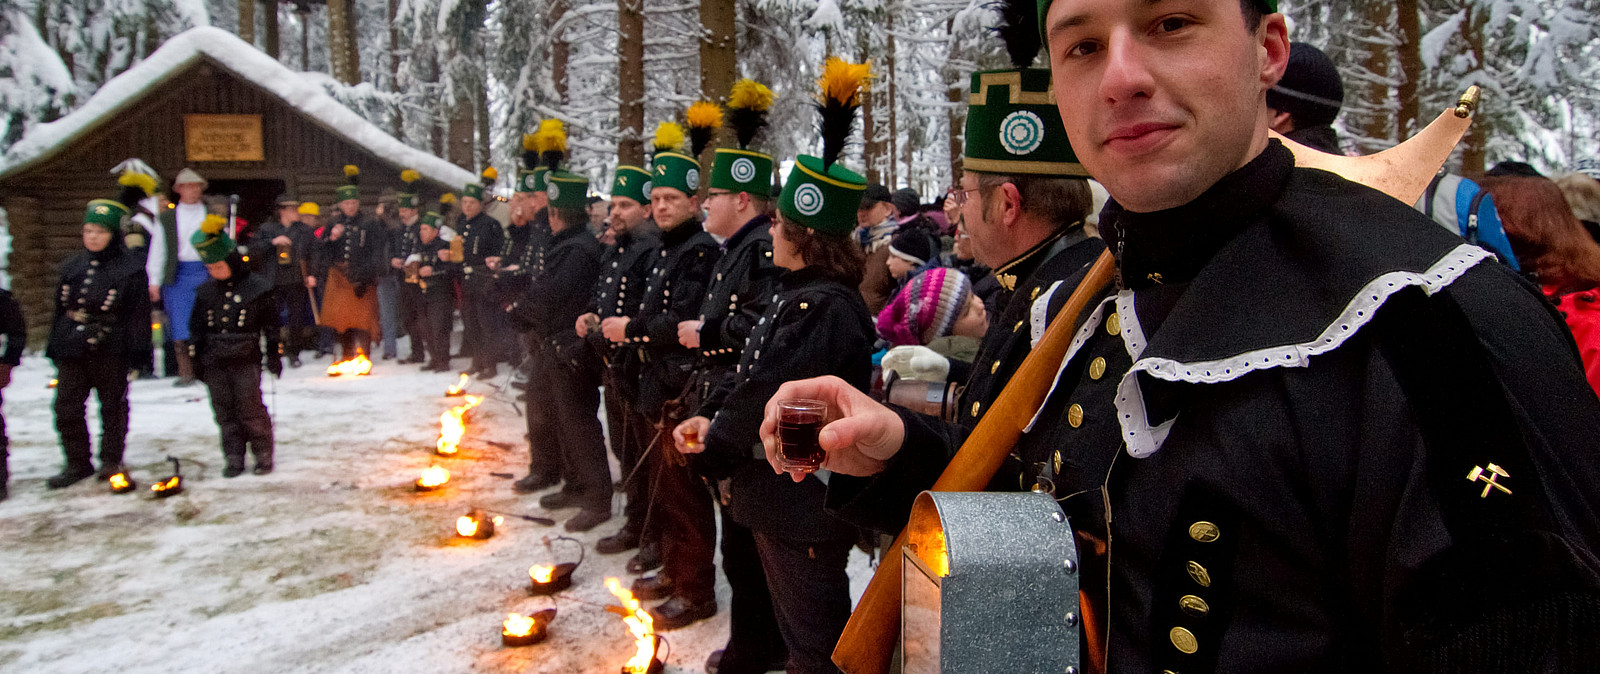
left=0, top=352, right=873, bottom=673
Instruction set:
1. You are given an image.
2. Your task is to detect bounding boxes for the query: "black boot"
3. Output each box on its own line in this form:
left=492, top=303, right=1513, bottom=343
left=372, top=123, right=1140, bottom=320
left=46, top=464, right=96, bottom=489
left=223, top=457, right=247, bottom=478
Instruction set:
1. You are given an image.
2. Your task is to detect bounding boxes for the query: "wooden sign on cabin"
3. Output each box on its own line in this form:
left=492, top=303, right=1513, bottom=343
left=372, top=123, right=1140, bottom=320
left=184, top=114, right=265, bottom=162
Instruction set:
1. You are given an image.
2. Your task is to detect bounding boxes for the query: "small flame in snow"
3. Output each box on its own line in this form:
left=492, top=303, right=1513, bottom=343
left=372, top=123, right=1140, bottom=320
left=436, top=395, right=484, bottom=456
left=605, top=577, right=657, bottom=673
left=326, top=353, right=373, bottom=377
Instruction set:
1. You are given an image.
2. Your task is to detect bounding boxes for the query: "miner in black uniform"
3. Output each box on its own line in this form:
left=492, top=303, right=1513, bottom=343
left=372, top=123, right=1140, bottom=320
left=317, top=166, right=385, bottom=362
left=190, top=218, right=282, bottom=477
left=456, top=168, right=509, bottom=378
left=674, top=83, right=790, bottom=674
left=388, top=174, right=427, bottom=365
left=508, top=168, right=610, bottom=532
left=600, top=120, right=721, bottom=631
left=0, top=287, right=24, bottom=501
left=766, top=0, right=1600, bottom=670
left=249, top=195, right=317, bottom=368
left=579, top=165, right=662, bottom=561
left=402, top=207, right=459, bottom=372
left=46, top=173, right=155, bottom=489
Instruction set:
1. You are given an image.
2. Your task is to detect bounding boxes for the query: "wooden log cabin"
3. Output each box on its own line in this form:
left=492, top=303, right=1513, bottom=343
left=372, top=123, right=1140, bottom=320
left=0, top=27, right=474, bottom=347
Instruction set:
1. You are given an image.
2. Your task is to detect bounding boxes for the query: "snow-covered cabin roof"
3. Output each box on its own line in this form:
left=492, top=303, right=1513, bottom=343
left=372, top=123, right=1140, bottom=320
left=0, top=26, right=474, bottom=188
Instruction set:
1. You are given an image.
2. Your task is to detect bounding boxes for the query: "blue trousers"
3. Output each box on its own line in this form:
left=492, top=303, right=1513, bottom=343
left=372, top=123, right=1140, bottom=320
left=162, top=261, right=208, bottom=341
left=376, top=275, right=401, bottom=357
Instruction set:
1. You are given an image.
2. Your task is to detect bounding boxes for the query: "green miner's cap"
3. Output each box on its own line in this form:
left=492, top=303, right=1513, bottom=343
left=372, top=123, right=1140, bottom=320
left=778, top=155, right=865, bottom=237
left=83, top=199, right=129, bottom=232
left=530, top=167, right=550, bottom=194
left=546, top=171, right=590, bottom=210
left=710, top=148, right=774, bottom=195
left=421, top=212, right=441, bottom=227
left=190, top=214, right=235, bottom=264
left=650, top=151, right=700, bottom=197
left=336, top=184, right=360, bottom=201
left=462, top=182, right=485, bottom=201
left=398, top=169, right=420, bottom=208
left=964, top=68, right=1089, bottom=177
left=337, top=164, right=360, bottom=201
left=612, top=165, right=652, bottom=205
left=516, top=168, right=540, bottom=194
left=1038, top=0, right=1276, bottom=34
left=397, top=193, right=418, bottom=209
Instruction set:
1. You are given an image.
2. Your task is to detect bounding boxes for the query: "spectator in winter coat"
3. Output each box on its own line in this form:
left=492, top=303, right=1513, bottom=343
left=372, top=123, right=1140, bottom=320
left=1480, top=175, right=1600, bottom=396
left=1266, top=42, right=1344, bottom=154
left=885, top=227, right=939, bottom=285
left=855, top=184, right=899, bottom=313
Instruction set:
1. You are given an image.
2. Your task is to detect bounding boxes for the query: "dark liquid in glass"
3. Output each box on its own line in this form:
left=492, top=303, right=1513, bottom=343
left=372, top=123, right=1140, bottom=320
left=778, top=419, right=825, bottom=472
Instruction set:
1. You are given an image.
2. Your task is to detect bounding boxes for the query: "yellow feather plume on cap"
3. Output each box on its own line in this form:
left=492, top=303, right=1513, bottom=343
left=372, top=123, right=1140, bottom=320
left=400, top=169, right=419, bottom=184
left=200, top=214, right=227, bottom=235
left=440, top=193, right=458, bottom=205
left=654, top=122, right=685, bottom=153
left=343, top=164, right=360, bottom=177
left=522, top=133, right=539, bottom=152
left=728, top=79, right=774, bottom=112
left=817, top=56, right=872, bottom=107
left=686, top=102, right=724, bottom=130
left=482, top=167, right=498, bottom=182
left=118, top=171, right=157, bottom=197
left=533, top=119, right=568, bottom=155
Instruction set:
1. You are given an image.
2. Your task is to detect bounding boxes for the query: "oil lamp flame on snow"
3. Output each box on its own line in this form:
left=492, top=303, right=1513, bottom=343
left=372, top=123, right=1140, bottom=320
left=151, top=475, right=183, bottom=498
left=605, top=577, right=663, bottom=674
left=456, top=508, right=503, bottom=539
left=415, top=465, right=450, bottom=492
left=501, top=609, right=556, bottom=647
left=109, top=471, right=136, bottom=494
left=529, top=535, right=585, bottom=595
left=326, top=353, right=373, bottom=377
left=436, top=395, right=484, bottom=456
left=445, top=373, right=470, bottom=396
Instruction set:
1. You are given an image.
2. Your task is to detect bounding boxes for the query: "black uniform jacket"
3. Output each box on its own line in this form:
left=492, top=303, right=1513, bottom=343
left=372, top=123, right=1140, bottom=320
left=0, top=289, right=23, bottom=366
left=507, top=225, right=604, bottom=364
left=956, top=224, right=1106, bottom=430
left=623, top=219, right=720, bottom=415
left=320, top=210, right=384, bottom=287
left=407, top=236, right=459, bottom=297
left=456, top=212, right=506, bottom=286
left=47, top=244, right=152, bottom=368
left=695, top=214, right=780, bottom=365
left=698, top=267, right=874, bottom=541
left=829, top=142, right=1600, bottom=672
left=586, top=224, right=662, bottom=398
left=248, top=219, right=317, bottom=287
left=190, top=259, right=281, bottom=376
left=495, top=219, right=546, bottom=304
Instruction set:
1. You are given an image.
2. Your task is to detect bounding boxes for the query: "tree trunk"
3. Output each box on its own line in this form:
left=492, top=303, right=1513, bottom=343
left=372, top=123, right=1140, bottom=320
left=387, top=0, right=402, bottom=135
left=264, top=0, right=281, bottom=59
left=699, top=0, right=736, bottom=171
left=886, top=10, right=898, bottom=188
left=1355, top=1, right=1393, bottom=154
left=476, top=78, right=492, bottom=171
left=947, top=19, right=963, bottom=184
left=552, top=0, right=571, bottom=105
left=240, top=0, right=256, bottom=46
left=327, top=0, right=350, bottom=81
left=617, top=0, right=646, bottom=166
left=449, top=92, right=476, bottom=170
left=343, top=0, right=361, bottom=83
left=1459, top=4, right=1488, bottom=174
left=299, top=8, right=311, bottom=71
left=1394, top=0, right=1421, bottom=140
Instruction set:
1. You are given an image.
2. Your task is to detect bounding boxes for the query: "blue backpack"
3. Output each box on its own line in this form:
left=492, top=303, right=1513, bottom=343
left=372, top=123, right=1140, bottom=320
left=1417, top=173, right=1520, bottom=271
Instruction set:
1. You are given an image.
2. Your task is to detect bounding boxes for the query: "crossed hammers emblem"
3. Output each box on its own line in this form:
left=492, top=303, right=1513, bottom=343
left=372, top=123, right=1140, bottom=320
left=1468, top=463, right=1512, bottom=498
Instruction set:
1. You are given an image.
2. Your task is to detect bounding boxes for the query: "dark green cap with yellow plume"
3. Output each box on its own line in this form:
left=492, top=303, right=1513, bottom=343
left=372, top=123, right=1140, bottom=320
left=397, top=169, right=421, bottom=209
left=190, top=214, right=235, bottom=264
left=85, top=168, right=158, bottom=232
left=778, top=57, right=871, bottom=236
left=611, top=165, right=652, bottom=205
left=650, top=121, right=699, bottom=197
left=523, top=119, right=568, bottom=194
left=463, top=167, right=496, bottom=201
left=711, top=80, right=775, bottom=196
left=336, top=165, right=360, bottom=201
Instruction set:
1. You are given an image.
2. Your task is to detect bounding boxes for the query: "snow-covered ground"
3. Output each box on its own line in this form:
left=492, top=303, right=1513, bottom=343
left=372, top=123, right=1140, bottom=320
left=0, top=348, right=873, bottom=673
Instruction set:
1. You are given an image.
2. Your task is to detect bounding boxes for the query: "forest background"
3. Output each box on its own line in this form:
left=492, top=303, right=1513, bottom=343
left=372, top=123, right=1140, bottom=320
left=2, top=0, right=1596, bottom=197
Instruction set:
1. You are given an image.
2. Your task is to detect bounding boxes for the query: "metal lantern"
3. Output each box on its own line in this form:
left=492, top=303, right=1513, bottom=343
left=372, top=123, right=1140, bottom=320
left=901, top=490, right=1081, bottom=674
left=501, top=609, right=556, bottom=647
left=108, top=471, right=137, bottom=494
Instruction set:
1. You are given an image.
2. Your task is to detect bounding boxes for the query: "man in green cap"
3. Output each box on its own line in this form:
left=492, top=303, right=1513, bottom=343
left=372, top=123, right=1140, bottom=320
left=190, top=216, right=281, bottom=477
left=249, top=195, right=317, bottom=368
left=601, top=120, right=721, bottom=631
left=46, top=185, right=153, bottom=489
left=765, top=0, right=1600, bottom=669
left=457, top=168, right=510, bottom=377
left=318, top=165, right=384, bottom=363
left=402, top=208, right=460, bottom=372
left=578, top=164, right=662, bottom=563
left=506, top=169, right=610, bottom=533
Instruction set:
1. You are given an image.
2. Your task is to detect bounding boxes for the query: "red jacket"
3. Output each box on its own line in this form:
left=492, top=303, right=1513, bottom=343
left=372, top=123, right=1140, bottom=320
left=1547, top=285, right=1600, bottom=397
